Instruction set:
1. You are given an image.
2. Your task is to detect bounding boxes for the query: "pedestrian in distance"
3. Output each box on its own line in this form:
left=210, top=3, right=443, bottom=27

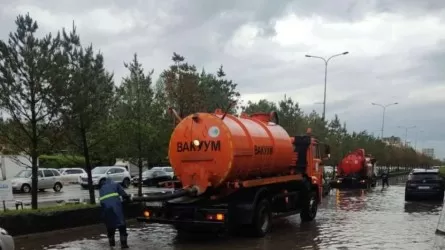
left=99, top=177, right=132, bottom=249
left=381, top=171, right=389, bottom=188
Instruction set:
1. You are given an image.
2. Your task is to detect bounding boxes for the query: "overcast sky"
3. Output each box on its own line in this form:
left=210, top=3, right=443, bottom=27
left=1, top=0, right=444, bottom=159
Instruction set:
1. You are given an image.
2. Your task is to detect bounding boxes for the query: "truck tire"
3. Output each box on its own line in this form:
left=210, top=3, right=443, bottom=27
left=250, top=198, right=272, bottom=237
left=300, top=190, right=318, bottom=222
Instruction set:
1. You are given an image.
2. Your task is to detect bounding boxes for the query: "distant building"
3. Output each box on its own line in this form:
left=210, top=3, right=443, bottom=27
left=382, top=136, right=403, bottom=147
left=422, top=148, right=435, bottom=158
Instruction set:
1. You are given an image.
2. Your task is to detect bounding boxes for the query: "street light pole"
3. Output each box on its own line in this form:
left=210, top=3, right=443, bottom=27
left=397, top=125, right=416, bottom=147
left=305, top=51, right=349, bottom=121
left=371, top=102, right=398, bottom=138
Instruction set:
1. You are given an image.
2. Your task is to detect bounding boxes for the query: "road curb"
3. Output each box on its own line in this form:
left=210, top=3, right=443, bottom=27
left=435, top=200, right=445, bottom=235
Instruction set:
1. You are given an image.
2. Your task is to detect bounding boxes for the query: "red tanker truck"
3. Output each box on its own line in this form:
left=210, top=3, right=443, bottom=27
left=330, top=149, right=377, bottom=189
left=133, top=108, right=330, bottom=237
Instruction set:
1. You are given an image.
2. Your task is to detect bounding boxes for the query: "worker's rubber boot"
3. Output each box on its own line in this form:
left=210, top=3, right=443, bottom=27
left=120, top=235, right=129, bottom=249
left=108, top=237, right=116, bottom=247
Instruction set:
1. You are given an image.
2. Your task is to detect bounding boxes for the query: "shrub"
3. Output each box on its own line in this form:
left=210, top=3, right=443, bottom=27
left=39, top=154, right=85, bottom=169
left=0, top=203, right=97, bottom=217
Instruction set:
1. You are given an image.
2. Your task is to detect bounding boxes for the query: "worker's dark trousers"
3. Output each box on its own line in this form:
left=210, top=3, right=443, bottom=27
left=382, top=179, right=389, bottom=187
left=107, top=225, right=128, bottom=245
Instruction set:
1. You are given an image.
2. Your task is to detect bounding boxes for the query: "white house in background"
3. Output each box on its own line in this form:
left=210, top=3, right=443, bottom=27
left=0, top=155, right=36, bottom=180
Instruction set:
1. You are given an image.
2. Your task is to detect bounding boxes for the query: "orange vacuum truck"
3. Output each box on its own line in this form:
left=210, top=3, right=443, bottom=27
left=132, top=108, right=330, bottom=237
left=330, top=149, right=377, bottom=189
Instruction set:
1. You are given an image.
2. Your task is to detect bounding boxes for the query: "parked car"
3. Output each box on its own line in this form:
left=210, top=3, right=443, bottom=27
left=79, top=166, right=131, bottom=189
left=0, top=226, right=14, bottom=250
left=59, top=168, right=86, bottom=184
left=131, top=169, right=172, bottom=187
left=405, top=168, right=444, bottom=201
left=151, top=166, right=175, bottom=179
left=11, top=168, right=63, bottom=193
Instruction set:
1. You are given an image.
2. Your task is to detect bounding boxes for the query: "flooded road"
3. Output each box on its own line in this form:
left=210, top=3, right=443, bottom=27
left=15, top=177, right=445, bottom=250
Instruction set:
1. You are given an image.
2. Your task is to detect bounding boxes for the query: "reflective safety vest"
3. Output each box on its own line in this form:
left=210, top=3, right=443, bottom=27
left=100, top=192, right=119, bottom=201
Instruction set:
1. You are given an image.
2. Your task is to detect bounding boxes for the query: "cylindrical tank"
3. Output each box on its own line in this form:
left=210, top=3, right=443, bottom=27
left=168, top=110, right=295, bottom=194
left=338, top=149, right=365, bottom=176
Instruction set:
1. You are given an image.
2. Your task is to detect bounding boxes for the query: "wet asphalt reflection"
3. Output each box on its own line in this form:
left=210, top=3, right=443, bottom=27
left=15, top=176, right=445, bottom=250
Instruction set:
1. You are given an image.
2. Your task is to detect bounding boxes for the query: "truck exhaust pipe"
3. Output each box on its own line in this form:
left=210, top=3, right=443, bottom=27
left=131, top=186, right=198, bottom=202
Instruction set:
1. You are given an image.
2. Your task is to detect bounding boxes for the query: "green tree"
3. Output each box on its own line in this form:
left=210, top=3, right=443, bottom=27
left=57, top=24, right=115, bottom=204
left=199, top=65, right=240, bottom=113
left=161, top=53, right=201, bottom=118
left=278, top=96, right=305, bottom=135
left=241, top=99, right=278, bottom=114
left=117, top=53, right=154, bottom=196
left=0, top=14, right=63, bottom=209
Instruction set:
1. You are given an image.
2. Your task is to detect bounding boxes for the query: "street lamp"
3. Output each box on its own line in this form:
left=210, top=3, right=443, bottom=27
left=397, top=125, right=416, bottom=147
left=371, top=102, right=398, bottom=138
left=305, top=51, right=349, bottom=121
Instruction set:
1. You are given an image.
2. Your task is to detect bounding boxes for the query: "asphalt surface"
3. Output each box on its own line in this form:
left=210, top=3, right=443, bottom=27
left=14, top=176, right=445, bottom=250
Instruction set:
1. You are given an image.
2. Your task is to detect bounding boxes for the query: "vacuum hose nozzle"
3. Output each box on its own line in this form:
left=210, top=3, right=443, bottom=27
left=131, top=186, right=198, bottom=202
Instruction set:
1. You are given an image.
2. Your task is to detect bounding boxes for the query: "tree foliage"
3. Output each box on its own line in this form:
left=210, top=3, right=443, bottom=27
left=0, top=14, right=64, bottom=209
left=116, top=53, right=155, bottom=195
left=57, top=24, right=115, bottom=204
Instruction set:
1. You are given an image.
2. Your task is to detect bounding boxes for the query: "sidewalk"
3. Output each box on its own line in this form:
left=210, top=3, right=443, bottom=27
left=434, top=199, right=445, bottom=249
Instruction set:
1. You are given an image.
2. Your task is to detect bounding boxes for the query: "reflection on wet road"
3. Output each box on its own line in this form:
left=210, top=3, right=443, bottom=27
left=15, top=176, right=445, bottom=250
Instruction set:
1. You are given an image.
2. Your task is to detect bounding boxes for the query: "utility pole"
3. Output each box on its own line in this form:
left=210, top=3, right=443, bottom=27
left=305, top=52, right=349, bottom=121
left=371, top=102, right=398, bottom=139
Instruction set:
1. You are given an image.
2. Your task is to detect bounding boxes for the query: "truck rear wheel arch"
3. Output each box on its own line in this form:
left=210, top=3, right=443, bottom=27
left=230, top=187, right=271, bottom=226
left=250, top=198, right=272, bottom=237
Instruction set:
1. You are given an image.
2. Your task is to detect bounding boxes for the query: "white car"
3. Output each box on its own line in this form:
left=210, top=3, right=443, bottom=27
left=0, top=227, right=14, bottom=250
left=11, top=168, right=63, bottom=193
left=151, top=166, right=175, bottom=178
left=59, top=168, right=86, bottom=184
left=79, top=166, right=131, bottom=189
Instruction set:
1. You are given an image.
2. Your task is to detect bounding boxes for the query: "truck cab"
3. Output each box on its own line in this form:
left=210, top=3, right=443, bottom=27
left=291, top=130, right=330, bottom=203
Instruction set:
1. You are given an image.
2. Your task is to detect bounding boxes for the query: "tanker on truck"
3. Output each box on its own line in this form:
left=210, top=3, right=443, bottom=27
left=133, top=108, right=330, bottom=237
left=330, top=149, right=377, bottom=189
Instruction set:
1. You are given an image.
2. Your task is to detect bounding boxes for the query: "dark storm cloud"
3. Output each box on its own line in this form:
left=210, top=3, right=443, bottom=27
left=0, top=0, right=444, bottom=157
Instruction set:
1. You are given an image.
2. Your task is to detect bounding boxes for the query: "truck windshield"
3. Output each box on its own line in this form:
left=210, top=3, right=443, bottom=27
left=15, top=170, right=32, bottom=178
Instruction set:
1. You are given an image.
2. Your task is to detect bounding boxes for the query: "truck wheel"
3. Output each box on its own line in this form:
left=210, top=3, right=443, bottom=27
left=250, top=198, right=272, bottom=237
left=300, top=190, right=318, bottom=222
